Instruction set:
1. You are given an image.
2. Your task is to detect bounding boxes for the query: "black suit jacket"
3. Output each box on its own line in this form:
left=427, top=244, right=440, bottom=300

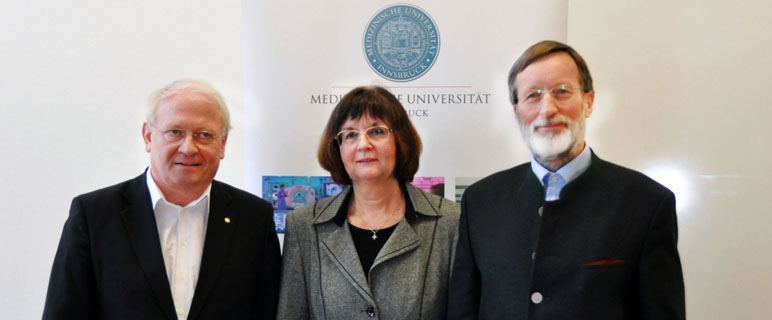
left=448, top=153, right=685, bottom=319
left=43, top=172, right=281, bottom=319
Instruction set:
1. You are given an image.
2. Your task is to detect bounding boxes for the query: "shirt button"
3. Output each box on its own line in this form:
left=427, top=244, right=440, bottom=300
left=180, top=273, right=186, bottom=280
left=182, top=240, right=187, bottom=247
left=538, top=206, right=543, bottom=216
left=177, top=308, right=185, bottom=315
left=531, top=291, right=543, bottom=304
left=366, top=306, right=376, bottom=317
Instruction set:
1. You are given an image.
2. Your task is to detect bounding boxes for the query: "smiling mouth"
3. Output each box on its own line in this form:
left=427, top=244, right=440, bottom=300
left=536, top=123, right=566, bottom=131
left=357, top=158, right=376, bottom=163
left=175, top=162, right=201, bottom=167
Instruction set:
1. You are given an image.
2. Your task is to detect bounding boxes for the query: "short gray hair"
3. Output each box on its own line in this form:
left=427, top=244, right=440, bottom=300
left=147, top=79, right=232, bottom=135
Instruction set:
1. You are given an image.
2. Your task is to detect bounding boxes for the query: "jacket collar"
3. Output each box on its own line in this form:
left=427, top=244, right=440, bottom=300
left=313, top=183, right=442, bottom=226
left=524, top=150, right=604, bottom=201
left=119, top=171, right=177, bottom=320
left=188, top=180, right=236, bottom=320
left=314, top=182, right=442, bottom=303
left=120, top=170, right=237, bottom=320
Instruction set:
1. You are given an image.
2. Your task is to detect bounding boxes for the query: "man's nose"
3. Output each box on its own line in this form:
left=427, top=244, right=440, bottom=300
left=537, top=94, right=559, bottom=118
left=178, top=134, right=199, bottom=155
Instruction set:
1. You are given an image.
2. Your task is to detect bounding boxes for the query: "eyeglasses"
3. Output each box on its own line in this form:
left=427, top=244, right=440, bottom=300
left=518, top=84, right=582, bottom=106
left=150, top=124, right=222, bottom=145
left=335, top=125, right=393, bottom=146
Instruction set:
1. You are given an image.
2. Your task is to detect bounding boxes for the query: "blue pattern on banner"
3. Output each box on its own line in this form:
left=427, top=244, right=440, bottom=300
left=363, top=4, right=440, bottom=82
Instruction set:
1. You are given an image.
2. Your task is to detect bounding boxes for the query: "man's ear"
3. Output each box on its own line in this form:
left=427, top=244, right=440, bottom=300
left=584, top=91, right=594, bottom=118
left=219, top=135, right=228, bottom=160
left=142, top=123, right=152, bottom=153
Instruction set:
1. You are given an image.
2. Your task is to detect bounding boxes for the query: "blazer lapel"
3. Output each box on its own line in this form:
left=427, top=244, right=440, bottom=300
left=119, top=173, right=176, bottom=320
left=188, top=181, right=237, bottom=320
left=371, top=185, right=432, bottom=270
left=319, top=221, right=375, bottom=301
left=371, top=219, right=420, bottom=269
left=315, top=189, right=375, bottom=304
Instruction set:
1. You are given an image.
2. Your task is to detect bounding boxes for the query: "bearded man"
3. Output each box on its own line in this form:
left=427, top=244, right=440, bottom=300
left=448, top=41, right=685, bottom=319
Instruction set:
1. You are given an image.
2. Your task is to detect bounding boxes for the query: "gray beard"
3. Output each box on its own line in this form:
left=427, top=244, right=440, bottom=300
left=517, top=103, right=586, bottom=164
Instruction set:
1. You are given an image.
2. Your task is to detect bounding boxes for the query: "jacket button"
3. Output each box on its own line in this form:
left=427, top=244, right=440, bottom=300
left=538, top=206, right=543, bottom=216
left=366, top=306, right=376, bottom=317
left=531, top=291, right=543, bottom=304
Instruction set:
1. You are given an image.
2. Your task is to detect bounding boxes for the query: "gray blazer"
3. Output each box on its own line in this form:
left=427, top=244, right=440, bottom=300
left=277, top=184, right=460, bottom=320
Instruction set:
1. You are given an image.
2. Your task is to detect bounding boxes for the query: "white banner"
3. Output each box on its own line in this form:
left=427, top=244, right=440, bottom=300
left=243, top=0, right=568, bottom=238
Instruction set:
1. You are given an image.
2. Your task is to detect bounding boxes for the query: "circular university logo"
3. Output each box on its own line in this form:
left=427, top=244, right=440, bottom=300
left=363, top=4, right=440, bottom=82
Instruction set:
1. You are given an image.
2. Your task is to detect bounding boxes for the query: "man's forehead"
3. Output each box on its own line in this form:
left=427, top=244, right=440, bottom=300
left=517, top=52, right=581, bottom=86
left=160, top=90, right=217, bottom=106
left=155, top=95, right=223, bottom=128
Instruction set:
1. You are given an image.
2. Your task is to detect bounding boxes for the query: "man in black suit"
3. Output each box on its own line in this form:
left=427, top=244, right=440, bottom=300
left=43, top=79, right=281, bottom=319
left=448, top=41, right=685, bottom=319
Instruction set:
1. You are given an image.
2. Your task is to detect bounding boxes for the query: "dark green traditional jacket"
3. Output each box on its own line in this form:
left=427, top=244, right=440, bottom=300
left=449, top=152, right=685, bottom=319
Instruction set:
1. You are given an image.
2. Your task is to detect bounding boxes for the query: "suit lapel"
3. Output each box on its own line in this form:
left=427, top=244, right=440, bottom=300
left=315, top=189, right=376, bottom=303
left=371, top=185, right=432, bottom=272
left=188, top=181, right=237, bottom=320
left=320, top=221, right=375, bottom=301
left=119, top=173, right=176, bottom=320
left=315, top=185, right=441, bottom=304
left=372, top=219, right=420, bottom=269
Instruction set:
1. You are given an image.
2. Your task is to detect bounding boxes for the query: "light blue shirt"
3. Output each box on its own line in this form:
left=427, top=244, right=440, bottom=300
left=530, top=145, right=592, bottom=201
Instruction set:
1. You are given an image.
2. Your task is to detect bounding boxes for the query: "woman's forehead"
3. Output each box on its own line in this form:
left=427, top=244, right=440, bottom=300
left=340, top=113, right=388, bottom=128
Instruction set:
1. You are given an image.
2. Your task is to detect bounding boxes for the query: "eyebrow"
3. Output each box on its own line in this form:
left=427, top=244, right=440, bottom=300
left=158, top=124, right=220, bottom=133
left=527, top=81, right=580, bottom=89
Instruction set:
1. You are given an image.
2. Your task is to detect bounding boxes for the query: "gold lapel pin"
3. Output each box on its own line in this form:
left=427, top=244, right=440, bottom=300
left=224, top=217, right=231, bottom=224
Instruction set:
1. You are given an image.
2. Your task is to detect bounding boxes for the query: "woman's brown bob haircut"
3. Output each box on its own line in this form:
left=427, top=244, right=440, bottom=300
left=317, top=86, right=422, bottom=186
left=507, top=40, right=593, bottom=105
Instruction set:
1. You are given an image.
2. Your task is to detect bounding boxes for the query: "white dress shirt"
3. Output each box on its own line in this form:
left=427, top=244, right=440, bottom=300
left=146, top=170, right=210, bottom=320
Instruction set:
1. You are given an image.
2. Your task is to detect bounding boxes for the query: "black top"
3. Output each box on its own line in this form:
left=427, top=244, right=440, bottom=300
left=332, top=184, right=417, bottom=281
left=349, top=223, right=397, bottom=277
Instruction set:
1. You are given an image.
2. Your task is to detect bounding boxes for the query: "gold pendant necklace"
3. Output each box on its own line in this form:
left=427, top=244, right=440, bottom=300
left=354, top=200, right=396, bottom=240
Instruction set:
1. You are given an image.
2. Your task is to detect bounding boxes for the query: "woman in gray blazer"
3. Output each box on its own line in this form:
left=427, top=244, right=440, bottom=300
left=277, top=86, right=460, bottom=319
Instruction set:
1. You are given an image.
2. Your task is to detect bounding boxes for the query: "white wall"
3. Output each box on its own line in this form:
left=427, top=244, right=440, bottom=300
left=568, top=1, right=772, bottom=318
left=1, top=1, right=770, bottom=318
left=0, top=1, right=245, bottom=318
